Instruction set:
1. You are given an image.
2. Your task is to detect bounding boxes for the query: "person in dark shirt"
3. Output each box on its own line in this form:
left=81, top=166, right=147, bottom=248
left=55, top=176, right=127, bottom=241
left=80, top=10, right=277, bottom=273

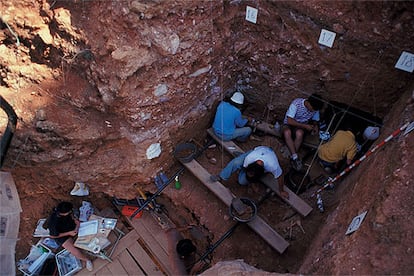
left=48, top=201, right=93, bottom=271
left=165, top=227, right=205, bottom=275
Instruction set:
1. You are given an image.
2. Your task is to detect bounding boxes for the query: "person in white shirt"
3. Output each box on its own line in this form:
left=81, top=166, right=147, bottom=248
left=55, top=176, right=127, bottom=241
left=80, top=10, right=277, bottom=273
left=214, top=146, right=289, bottom=199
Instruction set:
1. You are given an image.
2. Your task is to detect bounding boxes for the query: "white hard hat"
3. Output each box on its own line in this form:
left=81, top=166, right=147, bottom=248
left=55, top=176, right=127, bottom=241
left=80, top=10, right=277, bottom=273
left=363, top=126, right=380, bottom=140
left=230, top=92, right=244, bottom=105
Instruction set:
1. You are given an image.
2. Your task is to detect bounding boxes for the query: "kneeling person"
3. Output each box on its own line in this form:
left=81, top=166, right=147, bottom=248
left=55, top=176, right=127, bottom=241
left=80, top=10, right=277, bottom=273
left=318, top=127, right=357, bottom=174
left=218, top=146, right=289, bottom=199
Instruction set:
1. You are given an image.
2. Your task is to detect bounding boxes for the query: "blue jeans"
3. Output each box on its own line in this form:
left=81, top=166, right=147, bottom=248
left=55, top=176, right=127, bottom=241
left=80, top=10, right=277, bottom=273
left=219, top=150, right=252, bottom=185
left=319, top=158, right=336, bottom=169
left=215, top=127, right=252, bottom=142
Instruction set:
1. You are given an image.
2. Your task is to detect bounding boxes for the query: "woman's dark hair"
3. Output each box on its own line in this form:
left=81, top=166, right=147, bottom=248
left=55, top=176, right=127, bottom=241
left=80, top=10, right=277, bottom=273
left=308, top=93, right=324, bottom=111
left=245, top=162, right=265, bottom=182
left=176, top=239, right=196, bottom=257
left=56, top=201, right=73, bottom=214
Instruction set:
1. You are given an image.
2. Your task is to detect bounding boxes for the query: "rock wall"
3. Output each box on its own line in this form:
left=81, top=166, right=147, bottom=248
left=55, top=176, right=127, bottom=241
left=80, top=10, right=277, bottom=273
left=2, top=1, right=413, bottom=196
left=1, top=0, right=414, bottom=274
left=299, top=86, right=414, bottom=275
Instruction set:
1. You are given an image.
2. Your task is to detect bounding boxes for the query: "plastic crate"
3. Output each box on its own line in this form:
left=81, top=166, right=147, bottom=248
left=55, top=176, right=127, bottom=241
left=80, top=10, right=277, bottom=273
left=55, top=249, right=82, bottom=276
left=17, top=241, right=54, bottom=276
left=121, top=205, right=143, bottom=218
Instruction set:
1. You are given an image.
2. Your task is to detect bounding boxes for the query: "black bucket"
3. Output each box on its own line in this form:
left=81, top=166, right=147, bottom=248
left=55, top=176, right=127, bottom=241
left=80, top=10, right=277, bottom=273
left=285, top=169, right=312, bottom=194
left=229, top=197, right=257, bottom=223
left=174, top=142, right=197, bottom=163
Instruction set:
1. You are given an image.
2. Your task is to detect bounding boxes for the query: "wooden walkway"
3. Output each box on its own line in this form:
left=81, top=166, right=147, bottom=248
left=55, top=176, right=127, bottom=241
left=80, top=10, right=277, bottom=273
left=207, top=128, right=313, bottom=217
left=180, top=158, right=289, bottom=253
left=76, top=211, right=173, bottom=276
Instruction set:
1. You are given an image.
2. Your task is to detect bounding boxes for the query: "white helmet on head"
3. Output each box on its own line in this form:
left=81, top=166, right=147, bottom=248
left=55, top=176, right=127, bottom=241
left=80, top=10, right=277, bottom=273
left=363, top=126, right=380, bottom=140
left=230, top=92, right=244, bottom=105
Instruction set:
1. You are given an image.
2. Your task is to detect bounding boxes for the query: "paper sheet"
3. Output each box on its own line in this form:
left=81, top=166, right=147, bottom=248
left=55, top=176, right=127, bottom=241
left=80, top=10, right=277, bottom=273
left=78, top=220, right=98, bottom=237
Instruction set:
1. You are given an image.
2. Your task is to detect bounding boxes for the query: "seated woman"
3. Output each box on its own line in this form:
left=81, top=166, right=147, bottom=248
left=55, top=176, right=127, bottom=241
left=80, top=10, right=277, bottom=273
left=48, top=201, right=93, bottom=271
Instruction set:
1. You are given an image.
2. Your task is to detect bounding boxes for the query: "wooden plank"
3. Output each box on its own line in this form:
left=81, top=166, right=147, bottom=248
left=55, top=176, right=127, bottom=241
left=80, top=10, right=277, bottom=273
left=118, top=249, right=145, bottom=276
left=181, top=159, right=235, bottom=205
left=77, top=230, right=141, bottom=275
left=207, top=128, right=245, bottom=156
left=207, top=128, right=313, bottom=217
left=133, top=211, right=169, bottom=252
left=127, top=240, right=164, bottom=275
left=261, top=174, right=312, bottom=217
left=180, top=158, right=289, bottom=253
left=94, top=266, right=112, bottom=276
left=106, top=259, right=128, bottom=275
left=127, top=214, right=172, bottom=275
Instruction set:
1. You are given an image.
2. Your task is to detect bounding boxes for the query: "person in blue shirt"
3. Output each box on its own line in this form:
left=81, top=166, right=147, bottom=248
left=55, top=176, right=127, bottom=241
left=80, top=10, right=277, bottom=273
left=212, top=92, right=252, bottom=142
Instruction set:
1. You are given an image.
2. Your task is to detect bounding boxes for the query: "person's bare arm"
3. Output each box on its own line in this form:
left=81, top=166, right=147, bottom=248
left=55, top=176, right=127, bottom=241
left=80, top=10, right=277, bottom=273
left=49, top=229, right=77, bottom=239
left=286, top=117, right=314, bottom=131
left=277, top=175, right=289, bottom=199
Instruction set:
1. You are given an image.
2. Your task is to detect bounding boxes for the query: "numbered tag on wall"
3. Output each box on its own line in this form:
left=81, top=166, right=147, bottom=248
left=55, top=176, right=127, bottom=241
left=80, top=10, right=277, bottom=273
left=246, top=6, right=258, bottom=24
left=345, top=211, right=367, bottom=235
left=395, top=51, right=414, bottom=73
left=318, top=29, right=336, bottom=48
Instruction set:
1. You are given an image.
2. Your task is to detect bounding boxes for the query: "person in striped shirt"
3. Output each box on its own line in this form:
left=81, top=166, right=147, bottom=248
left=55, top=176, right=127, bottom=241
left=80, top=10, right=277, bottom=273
left=282, top=93, right=324, bottom=171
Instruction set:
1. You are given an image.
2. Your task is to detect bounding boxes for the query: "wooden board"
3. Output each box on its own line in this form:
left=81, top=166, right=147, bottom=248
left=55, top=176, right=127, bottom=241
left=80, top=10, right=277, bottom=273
left=206, top=128, right=245, bottom=157
left=76, top=230, right=141, bottom=275
left=207, top=128, right=313, bottom=217
left=260, top=174, right=312, bottom=217
left=180, top=158, right=289, bottom=253
left=94, top=266, right=112, bottom=276
left=118, top=249, right=145, bottom=276
left=106, top=259, right=128, bottom=275
left=127, top=213, right=172, bottom=275
left=127, top=240, right=165, bottom=275
left=132, top=212, right=169, bottom=252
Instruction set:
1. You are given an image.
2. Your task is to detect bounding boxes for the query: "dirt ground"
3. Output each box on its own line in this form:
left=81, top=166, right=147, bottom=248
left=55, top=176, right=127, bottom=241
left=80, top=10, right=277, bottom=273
left=12, top=116, right=338, bottom=274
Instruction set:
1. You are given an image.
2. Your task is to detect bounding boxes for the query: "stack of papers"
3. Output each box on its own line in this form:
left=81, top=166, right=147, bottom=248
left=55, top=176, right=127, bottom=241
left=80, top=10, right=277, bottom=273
left=78, top=220, right=98, bottom=237
left=33, top=219, right=50, bottom=237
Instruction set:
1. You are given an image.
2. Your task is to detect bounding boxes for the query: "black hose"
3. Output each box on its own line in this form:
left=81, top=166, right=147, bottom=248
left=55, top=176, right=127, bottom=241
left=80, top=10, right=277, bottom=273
left=195, top=222, right=240, bottom=265
left=130, top=138, right=214, bottom=219
left=0, top=96, right=18, bottom=168
left=192, top=189, right=273, bottom=266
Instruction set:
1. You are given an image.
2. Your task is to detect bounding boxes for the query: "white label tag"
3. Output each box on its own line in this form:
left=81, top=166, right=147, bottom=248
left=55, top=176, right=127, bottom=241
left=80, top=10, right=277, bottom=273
left=246, top=6, right=258, bottom=24
left=318, top=29, right=336, bottom=48
left=345, top=211, right=368, bottom=235
left=395, top=51, right=414, bottom=73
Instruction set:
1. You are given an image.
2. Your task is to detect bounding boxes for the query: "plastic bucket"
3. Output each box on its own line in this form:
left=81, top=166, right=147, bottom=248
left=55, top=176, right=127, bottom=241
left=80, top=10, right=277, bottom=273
left=173, top=143, right=197, bottom=163
left=229, top=197, right=257, bottom=223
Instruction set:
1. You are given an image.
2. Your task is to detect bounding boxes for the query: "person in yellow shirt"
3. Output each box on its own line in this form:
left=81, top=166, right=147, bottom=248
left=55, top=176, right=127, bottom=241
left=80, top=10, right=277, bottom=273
left=318, top=127, right=357, bottom=174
